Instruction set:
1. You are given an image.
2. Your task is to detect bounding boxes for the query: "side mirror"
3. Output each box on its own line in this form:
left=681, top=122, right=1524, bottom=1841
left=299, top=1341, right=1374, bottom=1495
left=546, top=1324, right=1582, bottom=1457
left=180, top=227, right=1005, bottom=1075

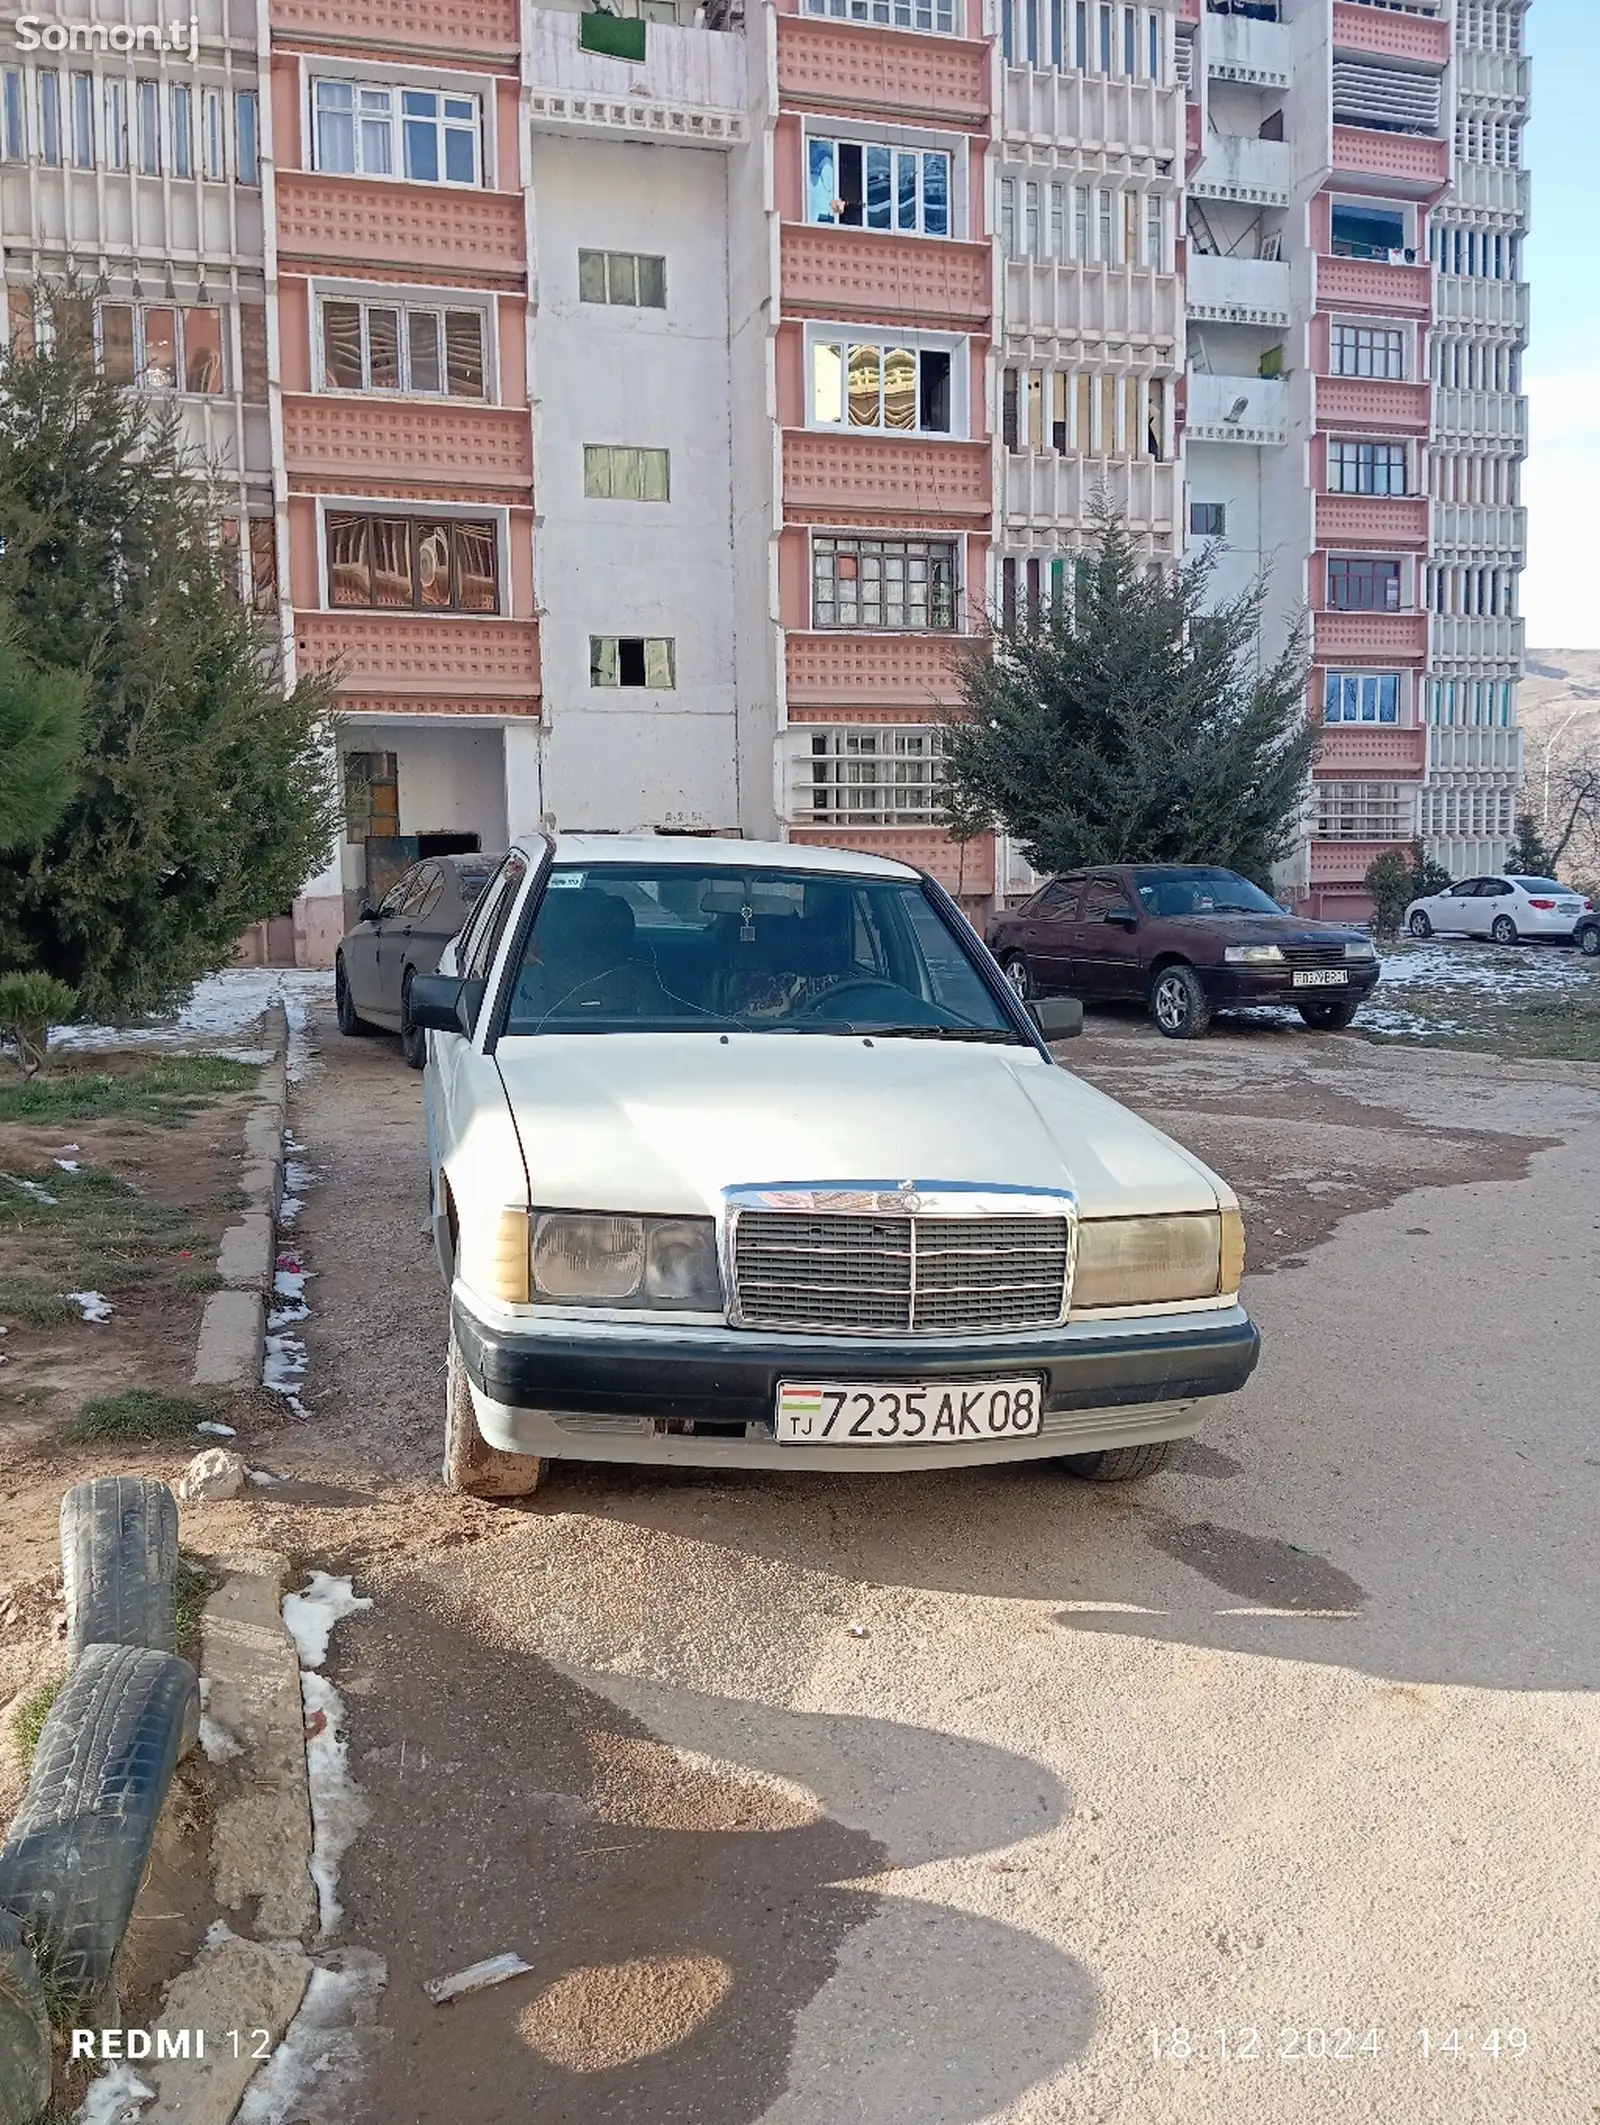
left=407, top=974, right=485, bottom=1038
left=1106, top=911, right=1139, bottom=931
left=1029, top=996, right=1084, bottom=1041
left=358, top=900, right=380, bottom=925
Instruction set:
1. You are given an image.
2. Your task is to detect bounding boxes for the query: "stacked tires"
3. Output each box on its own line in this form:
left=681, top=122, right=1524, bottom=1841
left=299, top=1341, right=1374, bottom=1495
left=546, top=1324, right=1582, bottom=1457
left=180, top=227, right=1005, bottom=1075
left=0, top=1479, right=199, bottom=2124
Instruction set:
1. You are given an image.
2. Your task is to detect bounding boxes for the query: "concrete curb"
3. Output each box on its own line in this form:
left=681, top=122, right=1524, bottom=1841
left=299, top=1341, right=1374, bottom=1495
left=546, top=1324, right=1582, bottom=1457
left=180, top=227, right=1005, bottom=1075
left=192, top=1007, right=289, bottom=1396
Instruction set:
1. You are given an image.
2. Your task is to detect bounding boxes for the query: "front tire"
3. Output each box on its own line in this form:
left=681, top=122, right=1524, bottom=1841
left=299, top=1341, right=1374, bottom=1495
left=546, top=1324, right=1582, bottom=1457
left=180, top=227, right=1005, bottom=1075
left=1060, top=1441, right=1174, bottom=1483
left=444, top=1329, right=544, bottom=1499
left=1408, top=910, right=1433, bottom=938
left=1580, top=926, right=1600, bottom=960
left=400, top=971, right=427, bottom=1071
left=1149, top=964, right=1212, bottom=1041
left=1491, top=914, right=1519, bottom=945
left=1000, top=952, right=1034, bottom=1002
left=335, top=954, right=374, bottom=1037
left=1297, top=996, right=1362, bottom=1031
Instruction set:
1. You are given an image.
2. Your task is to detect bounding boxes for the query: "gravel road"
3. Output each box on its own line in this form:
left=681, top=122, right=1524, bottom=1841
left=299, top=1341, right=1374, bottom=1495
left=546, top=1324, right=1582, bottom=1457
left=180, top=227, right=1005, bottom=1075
left=251, top=1006, right=1600, bottom=2125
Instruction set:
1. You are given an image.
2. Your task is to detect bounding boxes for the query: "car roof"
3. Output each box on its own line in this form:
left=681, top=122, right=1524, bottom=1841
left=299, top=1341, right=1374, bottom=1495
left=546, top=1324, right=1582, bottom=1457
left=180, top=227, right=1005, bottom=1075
left=518, top=833, right=921, bottom=882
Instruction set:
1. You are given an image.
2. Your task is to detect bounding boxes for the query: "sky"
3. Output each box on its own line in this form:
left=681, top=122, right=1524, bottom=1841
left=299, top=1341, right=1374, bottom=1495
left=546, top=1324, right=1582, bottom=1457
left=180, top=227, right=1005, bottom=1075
left=1521, top=0, right=1598, bottom=648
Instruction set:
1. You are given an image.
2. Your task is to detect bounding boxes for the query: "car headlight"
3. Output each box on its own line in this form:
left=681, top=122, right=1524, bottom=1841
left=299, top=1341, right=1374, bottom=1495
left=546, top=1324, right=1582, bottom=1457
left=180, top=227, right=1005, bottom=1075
left=530, top=1213, right=722, bottom=1310
left=1224, top=944, right=1284, bottom=965
left=1344, top=940, right=1378, bottom=962
left=1073, top=1209, right=1244, bottom=1309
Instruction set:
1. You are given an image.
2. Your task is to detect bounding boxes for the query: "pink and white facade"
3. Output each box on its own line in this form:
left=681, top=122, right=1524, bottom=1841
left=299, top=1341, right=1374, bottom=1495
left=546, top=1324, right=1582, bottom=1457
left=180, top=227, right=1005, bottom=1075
left=0, top=0, right=1527, bottom=948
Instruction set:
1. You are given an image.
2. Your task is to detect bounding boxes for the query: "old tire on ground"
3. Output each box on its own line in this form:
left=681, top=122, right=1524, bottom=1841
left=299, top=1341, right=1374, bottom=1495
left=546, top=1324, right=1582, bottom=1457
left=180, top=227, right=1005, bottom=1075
left=1059, top=1441, right=1175, bottom=1483
left=1408, top=910, right=1433, bottom=938
left=1149, top=964, right=1212, bottom=1041
left=0, top=1645, right=199, bottom=2019
left=335, top=955, right=374, bottom=1036
left=0, top=1910, right=52, bottom=2125
left=444, top=1329, right=543, bottom=1499
left=400, top=971, right=427, bottom=1071
left=1296, top=996, right=1362, bottom=1031
left=1490, top=914, right=1519, bottom=945
left=1000, top=953, right=1034, bottom=1002
left=61, top=1476, right=179, bottom=1667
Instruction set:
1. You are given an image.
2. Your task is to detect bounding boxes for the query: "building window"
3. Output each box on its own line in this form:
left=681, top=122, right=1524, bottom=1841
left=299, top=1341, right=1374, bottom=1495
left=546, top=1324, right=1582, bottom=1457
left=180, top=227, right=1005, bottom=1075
left=248, top=519, right=277, bottom=610
left=312, top=77, right=481, bottom=186
left=804, top=729, right=946, bottom=826
left=1324, top=671, right=1400, bottom=725
left=583, top=444, right=670, bottom=501
left=810, top=336, right=956, bottom=435
left=803, top=0, right=957, bottom=37
left=1190, top=501, right=1226, bottom=538
left=1330, top=203, right=1408, bottom=262
left=578, top=250, right=667, bottom=308
left=235, top=89, right=258, bottom=184
left=170, top=81, right=192, bottom=179
left=325, top=511, right=500, bottom=613
left=1328, top=440, right=1407, bottom=496
left=807, top=137, right=952, bottom=237
left=69, top=71, right=93, bottom=168
left=103, top=77, right=127, bottom=170
left=2, top=70, right=23, bottom=161
left=1144, top=193, right=1164, bottom=270
left=1330, top=323, right=1405, bottom=380
left=1315, top=781, right=1410, bottom=841
left=37, top=69, right=61, bottom=165
left=136, top=78, right=159, bottom=173
left=812, top=535, right=957, bottom=631
left=590, top=636, right=676, bottom=688
left=319, top=298, right=487, bottom=397
left=1327, top=557, right=1402, bottom=612
left=97, top=302, right=228, bottom=394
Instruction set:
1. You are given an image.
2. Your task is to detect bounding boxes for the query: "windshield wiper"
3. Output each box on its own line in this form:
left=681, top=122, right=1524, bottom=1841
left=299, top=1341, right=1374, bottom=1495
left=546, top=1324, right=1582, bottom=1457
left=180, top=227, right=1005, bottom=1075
left=836, top=1023, right=1021, bottom=1043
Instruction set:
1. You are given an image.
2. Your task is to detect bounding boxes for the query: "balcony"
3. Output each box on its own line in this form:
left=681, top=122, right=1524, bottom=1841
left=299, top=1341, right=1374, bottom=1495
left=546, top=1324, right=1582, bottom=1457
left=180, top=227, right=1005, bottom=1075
left=1331, top=2, right=1450, bottom=70
left=1189, top=132, right=1292, bottom=207
left=785, top=630, right=969, bottom=710
left=1431, top=503, right=1527, bottom=564
left=1331, top=125, right=1450, bottom=195
left=1434, top=276, right=1527, bottom=335
left=1430, top=614, right=1526, bottom=668
left=270, top=0, right=518, bottom=54
left=1002, top=68, right=1183, bottom=160
left=1429, top=727, right=1523, bottom=778
left=1313, top=724, right=1428, bottom=778
left=281, top=397, right=533, bottom=496
left=783, top=434, right=991, bottom=524
left=1315, top=376, right=1430, bottom=435
left=275, top=174, right=525, bottom=280
left=1003, top=456, right=1177, bottom=538
left=1186, top=371, right=1287, bottom=445
left=1456, top=47, right=1531, bottom=112
left=1206, top=11, right=1290, bottom=87
left=1315, top=493, right=1429, bottom=546
left=527, top=7, right=747, bottom=148
left=1449, top=161, right=1530, bottom=226
left=1432, top=388, right=1528, bottom=447
left=1313, top=611, right=1429, bottom=663
left=780, top=226, right=990, bottom=331
left=777, top=17, right=989, bottom=128
left=1310, top=839, right=1411, bottom=887
left=1002, top=258, right=1181, bottom=345
left=294, top=610, right=541, bottom=701
left=1186, top=252, right=1291, bottom=326
left=1316, top=253, right=1432, bottom=317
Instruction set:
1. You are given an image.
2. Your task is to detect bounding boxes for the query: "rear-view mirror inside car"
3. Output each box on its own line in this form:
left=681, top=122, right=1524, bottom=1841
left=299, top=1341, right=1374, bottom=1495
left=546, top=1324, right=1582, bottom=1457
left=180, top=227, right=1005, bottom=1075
left=1029, top=997, right=1084, bottom=1041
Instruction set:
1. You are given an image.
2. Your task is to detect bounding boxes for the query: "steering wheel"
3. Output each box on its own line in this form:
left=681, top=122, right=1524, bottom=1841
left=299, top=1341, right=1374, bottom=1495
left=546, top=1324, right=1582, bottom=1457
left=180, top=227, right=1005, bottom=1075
left=791, top=978, right=935, bottom=1025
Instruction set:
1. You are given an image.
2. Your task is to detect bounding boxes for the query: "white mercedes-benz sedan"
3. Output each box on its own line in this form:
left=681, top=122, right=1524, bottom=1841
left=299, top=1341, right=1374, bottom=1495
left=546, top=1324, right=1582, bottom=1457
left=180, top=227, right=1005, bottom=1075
left=413, top=835, right=1259, bottom=1496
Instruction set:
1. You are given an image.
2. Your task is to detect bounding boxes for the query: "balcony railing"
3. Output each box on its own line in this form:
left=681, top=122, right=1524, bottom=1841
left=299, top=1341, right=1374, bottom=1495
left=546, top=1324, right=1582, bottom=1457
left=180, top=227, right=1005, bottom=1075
left=783, top=433, right=992, bottom=521
left=527, top=7, right=747, bottom=146
left=777, top=16, right=990, bottom=127
left=1186, top=251, right=1291, bottom=325
left=1206, top=10, right=1290, bottom=86
left=1186, top=371, right=1288, bottom=445
left=1313, top=610, right=1429, bottom=662
left=1313, top=724, right=1428, bottom=778
left=1332, top=124, right=1450, bottom=192
left=1189, top=132, right=1292, bottom=206
left=781, top=226, right=991, bottom=330
left=1316, top=253, right=1432, bottom=316
left=1315, top=376, right=1430, bottom=434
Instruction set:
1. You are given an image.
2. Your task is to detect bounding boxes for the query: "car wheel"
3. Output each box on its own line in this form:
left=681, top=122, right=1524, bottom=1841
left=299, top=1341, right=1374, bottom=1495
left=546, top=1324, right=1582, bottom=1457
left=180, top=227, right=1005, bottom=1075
left=1490, top=914, right=1519, bottom=946
left=1581, top=926, right=1600, bottom=960
left=400, top=971, right=427, bottom=1071
left=1060, top=1441, right=1174, bottom=1483
left=1000, top=952, right=1034, bottom=1002
left=443, top=1327, right=544, bottom=1499
left=1296, top=997, right=1362, bottom=1031
left=1408, top=910, right=1433, bottom=939
left=1149, top=964, right=1212, bottom=1041
left=335, top=954, right=374, bottom=1037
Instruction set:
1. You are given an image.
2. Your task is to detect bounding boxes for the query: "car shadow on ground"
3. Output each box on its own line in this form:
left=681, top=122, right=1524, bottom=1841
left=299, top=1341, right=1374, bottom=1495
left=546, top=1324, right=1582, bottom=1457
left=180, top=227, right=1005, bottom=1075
left=337, top=1582, right=1094, bottom=2125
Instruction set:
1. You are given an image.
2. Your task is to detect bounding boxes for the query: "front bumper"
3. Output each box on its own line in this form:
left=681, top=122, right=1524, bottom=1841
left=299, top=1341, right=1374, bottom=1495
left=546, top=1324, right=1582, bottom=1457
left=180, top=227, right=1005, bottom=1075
left=1203, top=965, right=1381, bottom=1008
left=452, top=1295, right=1261, bottom=1471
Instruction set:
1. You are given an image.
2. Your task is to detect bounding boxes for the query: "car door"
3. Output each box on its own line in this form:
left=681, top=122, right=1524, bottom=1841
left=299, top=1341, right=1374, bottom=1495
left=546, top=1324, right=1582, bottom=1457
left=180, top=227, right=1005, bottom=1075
left=1437, top=877, right=1486, bottom=935
left=1070, top=875, right=1145, bottom=998
left=1023, top=877, right=1083, bottom=991
left=375, top=863, right=440, bottom=1016
left=345, top=869, right=416, bottom=1018
left=426, top=851, right=533, bottom=1276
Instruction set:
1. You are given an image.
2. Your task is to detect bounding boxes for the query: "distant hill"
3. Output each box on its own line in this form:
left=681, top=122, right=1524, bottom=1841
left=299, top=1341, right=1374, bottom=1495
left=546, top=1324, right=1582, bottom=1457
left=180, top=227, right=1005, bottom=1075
left=1523, top=650, right=1600, bottom=745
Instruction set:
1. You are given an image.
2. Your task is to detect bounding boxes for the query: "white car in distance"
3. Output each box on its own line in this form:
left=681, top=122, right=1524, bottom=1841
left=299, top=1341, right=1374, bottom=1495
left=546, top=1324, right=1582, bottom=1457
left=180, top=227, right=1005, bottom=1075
left=412, top=835, right=1260, bottom=1496
left=1405, top=874, right=1592, bottom=945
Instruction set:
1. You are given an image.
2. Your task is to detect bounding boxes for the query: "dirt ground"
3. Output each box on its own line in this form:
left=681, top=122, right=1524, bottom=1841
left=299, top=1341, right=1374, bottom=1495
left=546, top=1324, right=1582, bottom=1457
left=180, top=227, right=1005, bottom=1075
left=134, top=997, right=1600, bottom=2125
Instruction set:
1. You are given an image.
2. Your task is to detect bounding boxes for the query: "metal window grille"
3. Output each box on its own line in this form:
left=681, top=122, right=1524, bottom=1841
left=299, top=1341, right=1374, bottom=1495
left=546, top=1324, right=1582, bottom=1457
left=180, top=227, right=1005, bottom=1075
left=1315, top=782, right=1413, bottom=841
left=811, top=536, right=958, bottom=631
left=801, top=729, right=947, bottom=826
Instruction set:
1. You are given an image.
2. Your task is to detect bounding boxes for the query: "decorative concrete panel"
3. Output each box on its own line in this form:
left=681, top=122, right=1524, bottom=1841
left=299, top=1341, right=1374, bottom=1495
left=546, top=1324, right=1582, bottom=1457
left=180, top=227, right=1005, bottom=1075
left=276, top=174, right=526, bottom=279
left=786, top=630, right=968, bottom=708
left=783, top=434, right=991, bottom=520
left=789, top=824, right=994, bottom=896
left=777, top=18, right=990, bottom=127
left=1315, top=494, right=1430, bottom=547
left=1316, top=254, right=1432, bottom=317
left=1316, top=377, right=1431, bottom=434
left=1331, top=2, right=1450, bottom=69
left=1331, top=126, right=1450, bottom=193
left=339, top=693, right=543, bottom=719
left=270, top=0, right=519, bottom=51
left=1310, top=839, right=1401, bottom=885
left=295, top=612, right=540, bottom=696
left=781, top=227, right=991, bottom=329
left=1313, top=612, right=1430, bottom=663
left=282, top=397, right=533, bottom=492
left=1313, top=725, right=1428, bottom=778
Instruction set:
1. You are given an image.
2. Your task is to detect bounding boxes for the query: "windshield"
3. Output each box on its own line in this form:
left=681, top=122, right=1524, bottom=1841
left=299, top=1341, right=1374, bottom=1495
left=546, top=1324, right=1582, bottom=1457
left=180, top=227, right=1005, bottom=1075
left=1133, top=867, right=1283, bottom=918
left=501, top=865, right=1022, bottom=1041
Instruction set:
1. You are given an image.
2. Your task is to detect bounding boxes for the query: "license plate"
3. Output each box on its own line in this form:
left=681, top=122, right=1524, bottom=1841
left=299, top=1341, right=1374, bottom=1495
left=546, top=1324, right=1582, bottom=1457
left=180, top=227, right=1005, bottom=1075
left=776, top=1378, right=1045, bottom=1446
left=1292, top=968, right=1350, bottom=989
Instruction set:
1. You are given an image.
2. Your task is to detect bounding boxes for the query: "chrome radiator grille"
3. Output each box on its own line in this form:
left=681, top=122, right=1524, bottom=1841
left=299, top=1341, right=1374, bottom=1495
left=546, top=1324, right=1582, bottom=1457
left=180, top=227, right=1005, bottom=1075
left=732, top=1211, right=1072, bottom=1334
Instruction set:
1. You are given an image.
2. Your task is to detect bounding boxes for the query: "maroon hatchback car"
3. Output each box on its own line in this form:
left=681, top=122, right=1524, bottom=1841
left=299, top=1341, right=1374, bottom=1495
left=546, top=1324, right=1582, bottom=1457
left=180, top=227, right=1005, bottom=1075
left=987, top=864, right=1381, bottom=1040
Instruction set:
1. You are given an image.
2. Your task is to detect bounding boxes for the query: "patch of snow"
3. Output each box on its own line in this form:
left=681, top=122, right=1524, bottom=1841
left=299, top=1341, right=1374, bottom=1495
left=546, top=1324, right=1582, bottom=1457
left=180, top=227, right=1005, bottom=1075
left=198, top=1711, right=243, bottom=1763
left=283, top=1573, right=373, bottom=1671
left=1376, top=938, right=1597, bottom=1001
left=262, top=1331, right=309, bottom=1418
left=302, top=1669, right=368, bottom=1936
left=247, top=1468, right=284, bottom=1486
left=55, top=1157, right=80, bottom=1172
left=66, top=1290, right=114, bottom=1323
left=233, top=1949, right=388, bottom=2125
left=14, top=1178, right=57, bottom=1205
left=52, top=968, right=334, bottom=1057
left=75, top=2065, right=154, bottom=2124
left=196, top=1420, right=236, bottom=1437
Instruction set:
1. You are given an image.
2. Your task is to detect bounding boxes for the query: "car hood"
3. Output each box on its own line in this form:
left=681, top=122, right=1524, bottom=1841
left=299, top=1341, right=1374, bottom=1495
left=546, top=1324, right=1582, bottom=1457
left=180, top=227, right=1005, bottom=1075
left=491, top=1034, right=1227, bottom=1219
left=1162, top=915, right=1364, bottom=948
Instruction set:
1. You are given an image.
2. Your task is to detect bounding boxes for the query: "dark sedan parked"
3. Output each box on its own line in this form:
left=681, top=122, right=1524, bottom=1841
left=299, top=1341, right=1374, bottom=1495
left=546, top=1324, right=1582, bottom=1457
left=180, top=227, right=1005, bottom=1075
left=335, top=854, right=499, bottom=1067
left=988, top=864, right=1381, bottom=1040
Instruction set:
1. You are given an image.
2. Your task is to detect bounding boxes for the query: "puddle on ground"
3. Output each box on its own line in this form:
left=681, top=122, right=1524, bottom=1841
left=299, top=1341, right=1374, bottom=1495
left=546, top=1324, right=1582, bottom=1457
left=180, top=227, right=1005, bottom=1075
left=1148, top=1519, right=1367, bottom=1611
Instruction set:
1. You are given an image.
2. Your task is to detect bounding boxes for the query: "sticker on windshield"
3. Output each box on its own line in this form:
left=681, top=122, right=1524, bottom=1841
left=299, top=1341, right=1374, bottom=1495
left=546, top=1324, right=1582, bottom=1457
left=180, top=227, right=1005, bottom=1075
left=544, top=871, right=584, bottom=890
